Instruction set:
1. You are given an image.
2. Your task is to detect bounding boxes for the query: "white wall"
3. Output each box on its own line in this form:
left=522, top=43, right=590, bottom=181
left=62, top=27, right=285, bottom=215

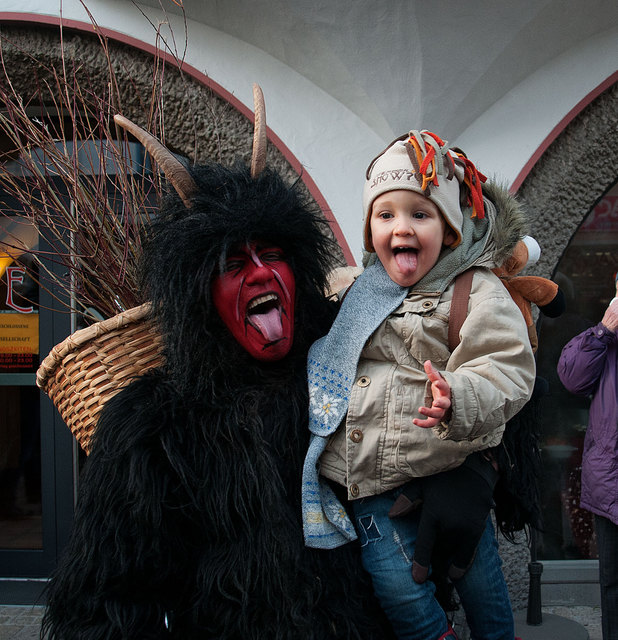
left=456, top=26, right=618, bottom=188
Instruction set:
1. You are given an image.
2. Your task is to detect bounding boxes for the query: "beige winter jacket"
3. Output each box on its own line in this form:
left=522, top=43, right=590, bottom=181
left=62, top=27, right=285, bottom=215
left=319, top=266, right=536, bottom=501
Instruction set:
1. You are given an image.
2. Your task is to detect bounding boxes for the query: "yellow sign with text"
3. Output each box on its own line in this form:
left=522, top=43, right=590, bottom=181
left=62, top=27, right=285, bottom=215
left=0, top=312, right=39, bottom=355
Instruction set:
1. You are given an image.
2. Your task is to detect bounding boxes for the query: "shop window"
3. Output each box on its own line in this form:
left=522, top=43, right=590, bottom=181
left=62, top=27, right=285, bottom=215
left=0, top=216, right=42, bottom=549
left=535, top=179, right=618, bottom=561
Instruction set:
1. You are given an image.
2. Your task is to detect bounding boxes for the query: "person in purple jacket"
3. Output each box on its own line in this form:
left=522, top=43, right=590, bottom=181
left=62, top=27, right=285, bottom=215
left=558, top=272, right=618, bottom=640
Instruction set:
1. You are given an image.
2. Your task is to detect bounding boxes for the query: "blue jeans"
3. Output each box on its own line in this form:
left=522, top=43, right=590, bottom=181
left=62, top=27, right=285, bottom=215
left=351, top=489, right=515, bottom=640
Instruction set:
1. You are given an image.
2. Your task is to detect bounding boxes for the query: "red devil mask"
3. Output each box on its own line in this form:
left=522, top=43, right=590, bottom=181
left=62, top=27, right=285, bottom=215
left=211, top=242, right=296, bottom=361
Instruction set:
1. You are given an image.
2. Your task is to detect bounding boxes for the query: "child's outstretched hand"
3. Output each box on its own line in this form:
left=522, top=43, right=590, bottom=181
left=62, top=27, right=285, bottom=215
left=413, top=360, right=452, bottom=428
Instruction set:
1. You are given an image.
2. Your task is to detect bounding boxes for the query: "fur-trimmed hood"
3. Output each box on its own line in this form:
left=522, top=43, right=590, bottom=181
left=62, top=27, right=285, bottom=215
left=482, top=179, right=528, bottom=269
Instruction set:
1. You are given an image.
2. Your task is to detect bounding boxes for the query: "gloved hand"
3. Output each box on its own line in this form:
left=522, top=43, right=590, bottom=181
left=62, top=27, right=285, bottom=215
left=389, top=453, right=498, bottom=583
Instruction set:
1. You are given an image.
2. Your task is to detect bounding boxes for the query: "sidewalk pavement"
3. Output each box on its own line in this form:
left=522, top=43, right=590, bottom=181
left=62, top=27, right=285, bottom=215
left=0, top=603, right=603, bottom=639
left=0, top=605, right=42, bottom=640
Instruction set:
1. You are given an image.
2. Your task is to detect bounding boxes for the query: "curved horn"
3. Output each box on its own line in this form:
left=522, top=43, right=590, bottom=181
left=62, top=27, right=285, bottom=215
left=113, top=114, right=196, bottom=208
left=250, top=83, right=267, bottom=178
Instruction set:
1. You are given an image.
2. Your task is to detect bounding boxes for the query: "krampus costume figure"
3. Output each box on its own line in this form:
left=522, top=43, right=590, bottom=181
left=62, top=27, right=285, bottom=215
left=41, top=91, right=391, bottom=640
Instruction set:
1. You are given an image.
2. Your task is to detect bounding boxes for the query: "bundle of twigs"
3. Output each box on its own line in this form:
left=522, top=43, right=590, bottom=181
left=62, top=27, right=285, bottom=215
left=0, top=5, right=188, bottom=321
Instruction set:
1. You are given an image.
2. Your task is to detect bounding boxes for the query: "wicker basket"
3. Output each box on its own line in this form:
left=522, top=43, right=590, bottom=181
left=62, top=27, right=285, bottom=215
left=36, top=303, right=164, bottom=454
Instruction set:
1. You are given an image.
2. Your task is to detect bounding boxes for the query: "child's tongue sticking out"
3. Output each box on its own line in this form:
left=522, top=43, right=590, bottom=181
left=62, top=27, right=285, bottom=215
left=395, top=249, right=418, bottom=276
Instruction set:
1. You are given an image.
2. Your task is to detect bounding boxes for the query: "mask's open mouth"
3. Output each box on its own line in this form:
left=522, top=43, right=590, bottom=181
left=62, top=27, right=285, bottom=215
left=246, top=293, right=286, bottom=343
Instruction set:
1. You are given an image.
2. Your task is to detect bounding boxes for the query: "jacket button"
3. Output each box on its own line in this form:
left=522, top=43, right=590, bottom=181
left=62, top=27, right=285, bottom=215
left=350, top=429, right=363, bottom=443
left=357, top=375, right=370, bottom=387
left=350, top=483, right=360, bottom=497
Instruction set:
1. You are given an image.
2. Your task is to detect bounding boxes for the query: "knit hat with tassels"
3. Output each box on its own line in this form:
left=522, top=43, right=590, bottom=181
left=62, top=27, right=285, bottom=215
left=362, top=130, right=487, bottom=251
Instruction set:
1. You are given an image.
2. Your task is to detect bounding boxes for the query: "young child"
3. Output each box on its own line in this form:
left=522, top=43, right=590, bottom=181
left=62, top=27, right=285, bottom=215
left=302, top=130, right=536, bottom=640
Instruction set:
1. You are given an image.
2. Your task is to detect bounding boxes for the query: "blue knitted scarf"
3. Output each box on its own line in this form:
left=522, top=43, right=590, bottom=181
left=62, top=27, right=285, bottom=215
left=301, top=260, right=407, bottom=548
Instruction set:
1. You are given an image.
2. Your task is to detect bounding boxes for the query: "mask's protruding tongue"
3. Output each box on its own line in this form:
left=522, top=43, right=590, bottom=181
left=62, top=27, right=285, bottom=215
left=395, top=250, right=418, bottom=276
left=251, top=307, right=283, bottom=341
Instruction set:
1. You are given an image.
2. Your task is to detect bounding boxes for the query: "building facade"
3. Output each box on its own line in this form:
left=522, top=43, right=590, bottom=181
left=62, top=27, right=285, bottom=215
left=0, top=0, right=617, bottom=613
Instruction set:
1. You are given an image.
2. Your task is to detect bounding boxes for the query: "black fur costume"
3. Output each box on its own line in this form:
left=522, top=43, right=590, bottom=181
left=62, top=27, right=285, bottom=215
left=42, top=165, right=391, bottom=639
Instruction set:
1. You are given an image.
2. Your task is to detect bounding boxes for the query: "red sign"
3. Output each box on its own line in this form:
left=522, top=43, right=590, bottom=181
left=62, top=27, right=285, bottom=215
left=581, top=195, right=618, bottom=232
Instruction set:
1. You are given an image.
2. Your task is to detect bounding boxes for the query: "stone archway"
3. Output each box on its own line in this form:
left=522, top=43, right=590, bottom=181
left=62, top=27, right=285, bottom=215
left=484, top=78, right=618, bottom=618
left=0, top=22, right=349, bottom=259
left=499, top=78, right=618, bottom=617
left=0, top=24, right=299, bottom=180
left=517, top=79, right=618, bottom=278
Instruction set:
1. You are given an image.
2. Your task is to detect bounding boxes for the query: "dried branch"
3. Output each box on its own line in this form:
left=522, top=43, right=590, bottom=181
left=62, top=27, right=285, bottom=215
left=0, top=11, right=191, bottom=321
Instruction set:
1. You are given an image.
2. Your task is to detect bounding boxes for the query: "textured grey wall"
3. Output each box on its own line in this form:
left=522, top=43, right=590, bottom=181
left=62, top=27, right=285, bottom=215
left=0, top=24, right=318, bottom=210
left=518, top=81, right=618, bottom=280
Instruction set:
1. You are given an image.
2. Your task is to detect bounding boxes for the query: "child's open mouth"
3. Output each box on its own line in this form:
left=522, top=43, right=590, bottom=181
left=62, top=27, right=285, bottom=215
left=246, top=293, right=286, bottom=342
left=393, top=246, right=418, bottom=273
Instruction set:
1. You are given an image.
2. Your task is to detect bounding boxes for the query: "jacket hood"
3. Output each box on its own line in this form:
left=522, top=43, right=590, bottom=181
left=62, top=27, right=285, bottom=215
left=482, top=179, right=528, bottom=269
